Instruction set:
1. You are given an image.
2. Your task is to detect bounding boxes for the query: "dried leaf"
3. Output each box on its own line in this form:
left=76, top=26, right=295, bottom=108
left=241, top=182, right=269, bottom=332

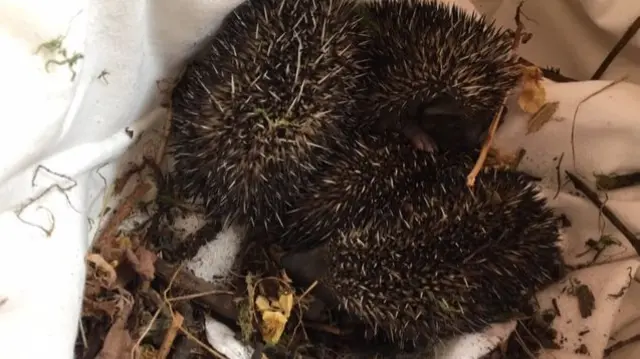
left=86, top=253, right=118, bottom=288
left=125, top=246, right=157, bottom=281
left=278, top=293, right=294, bottom=318
left=485, top=148, right=526, bottom=169
left=527, top=101, right=560, bottom=134
left=96, top=296, right=134, bottom=359
left=518, top=66, right=547, bottom=113
left=260, top=311, right=288, bottom=345
left=595, top=172, right=640, bottom=191
left=82, top=298, right=120, bottom=318
left=255, top=295, right=270, bottom=312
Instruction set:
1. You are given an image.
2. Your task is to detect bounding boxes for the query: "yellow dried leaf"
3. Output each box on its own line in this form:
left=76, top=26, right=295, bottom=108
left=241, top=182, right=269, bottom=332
left=518, top=66, right=546, bottom=114
left=527, top=101, right=560, bottom=134
left=269, top=299, right=281, bottom=310
left=255, top=295, right=271, bottom=313
left=260, top=311, right=288, bottom=345
left=278, top=293, right=294, bottom=318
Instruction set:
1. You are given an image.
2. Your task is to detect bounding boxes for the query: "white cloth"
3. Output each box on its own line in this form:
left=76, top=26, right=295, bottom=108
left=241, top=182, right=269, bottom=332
left=0, top=0, right=638, bottom=358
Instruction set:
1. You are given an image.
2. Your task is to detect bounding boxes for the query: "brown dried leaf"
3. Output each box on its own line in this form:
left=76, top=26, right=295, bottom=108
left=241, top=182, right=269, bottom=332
left=485, top=148, right=526, bottom=169
left=96, top=296, right=134, bottom=359
left=86, top=253, right=118, bottom=289
left=125, top=246, right=157, bottom=281
left=518, top=66, right=547, bottom=113
left=527, top=101, right=560, bottom=134
left=260, top=311, right=288, bottom=346
left=82, top=298, right=120, bottom=318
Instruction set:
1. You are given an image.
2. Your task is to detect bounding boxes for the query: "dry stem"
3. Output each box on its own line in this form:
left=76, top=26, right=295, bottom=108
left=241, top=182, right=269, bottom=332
left=467, top=1, right=526, bottom=187
left=565, top=171, right=640, bottom=256
left=591, top=16, right=640, bottom=80
left=157, top=309, right=184, bottom=358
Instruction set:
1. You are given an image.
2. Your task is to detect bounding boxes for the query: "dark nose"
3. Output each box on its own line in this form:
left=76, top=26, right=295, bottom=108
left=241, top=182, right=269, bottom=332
left=422, top=93, right=464, bottom=118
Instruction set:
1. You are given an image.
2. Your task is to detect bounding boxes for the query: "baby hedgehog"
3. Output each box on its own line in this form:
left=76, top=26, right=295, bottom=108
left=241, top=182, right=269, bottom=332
left=279, top=131, right=564, bottom=347
left=357, top=0, right=521, bottom=152
left=169, top=0, right=367, bottom=232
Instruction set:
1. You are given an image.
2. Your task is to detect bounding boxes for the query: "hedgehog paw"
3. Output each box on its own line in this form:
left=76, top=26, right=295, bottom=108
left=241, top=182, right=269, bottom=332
left=407, top=130, right=438, bottom=152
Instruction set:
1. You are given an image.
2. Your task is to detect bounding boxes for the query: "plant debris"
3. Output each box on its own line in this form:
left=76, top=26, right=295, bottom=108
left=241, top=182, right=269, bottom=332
left=485, top=147, right=526, bottom=169
left=595, top=171, right=640, bottom=191
left=576, top=235, right=621, bottom=264
left=467, top=1, right=528, bottom=187
left=527, top=101, right=562, bottom=134
left=591, top=15, right=640, bottom=80
left=566, top=171, right=640, bottom=257
left=480, top=307, right=560, bottom=358
left=567, top=280, right=596, bottom=319
left=518, top=66, right=547, bottom=114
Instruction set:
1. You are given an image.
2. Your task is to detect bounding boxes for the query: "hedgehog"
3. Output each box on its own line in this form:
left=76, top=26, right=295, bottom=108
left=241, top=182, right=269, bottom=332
left=169, top=0, right=368, bottom=233
left=278, top=130, right=565, bottom=348
left=354, top=0, right=521, bottom=152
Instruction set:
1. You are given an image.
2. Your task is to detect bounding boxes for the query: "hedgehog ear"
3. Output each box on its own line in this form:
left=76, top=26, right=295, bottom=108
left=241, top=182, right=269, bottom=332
left=422, top=94, right=465, bottom=118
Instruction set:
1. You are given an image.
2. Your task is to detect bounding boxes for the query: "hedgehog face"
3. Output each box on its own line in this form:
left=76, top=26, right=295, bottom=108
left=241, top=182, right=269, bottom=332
left=361, top=0, right=521, bottom=150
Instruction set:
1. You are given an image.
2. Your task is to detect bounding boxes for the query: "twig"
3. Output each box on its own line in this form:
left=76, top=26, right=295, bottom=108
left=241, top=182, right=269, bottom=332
left=570, top=78, right=626, bottom=168
left=171, top=303, right=197, bottom=359
left=565, top=171, right=640, bottom=256
left=132, top=307, right=161, bottom=357
left=158, top=312, right=184, bottom=359
left=604, top=333, right=640, bottom=357
left=168, top=289, right=235, bottom=303
left=95, top=182, right=152, bottom=253
left=467, top=104, right=506, bottom=187
left=591, top=16, right=640, bottom=80
left=155, top=258, right=239, bottom=322
left=467, top=1, right=526, bottom=187
left=553, top=153, right=565, bottom=199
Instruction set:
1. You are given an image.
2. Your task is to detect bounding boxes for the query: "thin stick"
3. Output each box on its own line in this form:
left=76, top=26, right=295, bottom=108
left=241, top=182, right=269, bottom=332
left=467, top=104, right=506, bottom=187
left=168, top=289, right=235, bottom=303
left=604, top=333, right=640, bottom=357
left=565, top=171, right=640, bottom=256
left=570, top=77, right=626, bottom=168
left=155, top=258, right=239, bottom=321
left=591, top=16, right=640, bottom=80
left=178, top=326, right=227, bottom=359
left=467, top=1, right=526, bottom=187
left=158, top=312, right=184, bottom=359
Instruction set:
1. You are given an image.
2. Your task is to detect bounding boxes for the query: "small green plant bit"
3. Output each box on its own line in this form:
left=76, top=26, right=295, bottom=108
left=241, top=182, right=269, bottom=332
left=35, top=36, right=64, bottom=54
left=35, top=36, right=84, bottom=82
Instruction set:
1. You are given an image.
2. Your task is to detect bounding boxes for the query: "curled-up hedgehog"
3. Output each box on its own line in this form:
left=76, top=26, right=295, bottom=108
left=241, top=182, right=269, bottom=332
left=169, top=0, right=367, bottom=232
left=279, top=130, right=565, bottom=348
left=356, top=0, right=521, bottom=152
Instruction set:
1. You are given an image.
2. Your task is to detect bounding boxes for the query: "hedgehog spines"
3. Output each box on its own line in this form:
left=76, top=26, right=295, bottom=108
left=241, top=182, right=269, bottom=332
left=170, top=0, right=369, bottom=232
left=279, top=130, right=564, bottom=346
left=355, top=0, right=521, bottom=151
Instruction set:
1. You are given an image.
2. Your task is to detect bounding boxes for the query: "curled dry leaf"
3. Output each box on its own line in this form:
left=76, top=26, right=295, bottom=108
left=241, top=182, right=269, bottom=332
left=82, top=297, right=121, bottom=318
left=255, top=295, right=271, bottom=312
left=485, top=148, right=526, bottom=169
left=96, top=295, right=134, bottom=359
left=86, top=253, right=118, bottom=288
left=518, top=66, right=547, bottom=114
left=259, top=311, right=288, bottom=346
left=126, top=246, right=157, bottom=281
left=254, top=292, right=295, bottom=345
left=278, top=292, right=294, bottom=318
